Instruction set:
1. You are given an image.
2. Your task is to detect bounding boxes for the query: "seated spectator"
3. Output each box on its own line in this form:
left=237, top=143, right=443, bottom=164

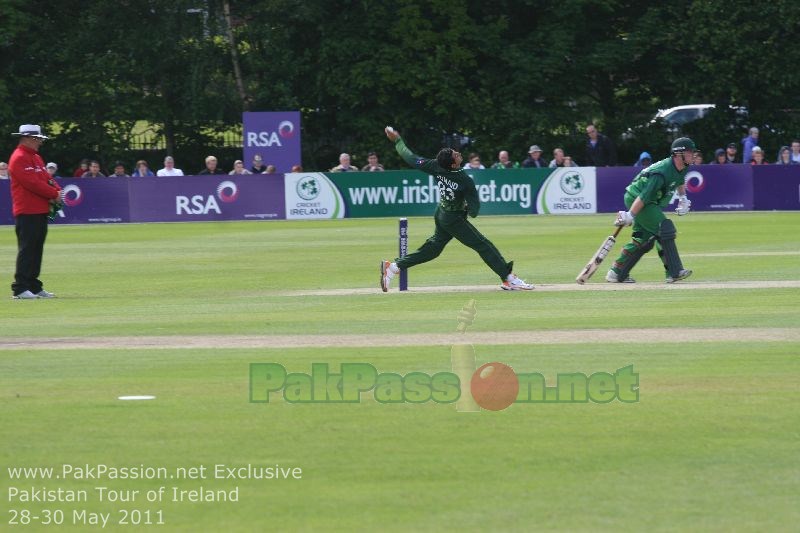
left=749, top=146, right=768, bottom=165
left=131, top=160, right=155, bottom=177
left=634, top=151, right=652, bottom=168
left=0, top=161, right=10, bottom=179
left=462, top=153, right=485, bottom=170
left=491, top=150, right=520, bottom=169
left=229, top=160, right=252, bottom=175
left=291, top=164, right=303, bottom=172
left=44, top=162, right=60, bottom=179
left=81, top=160, right=106, bottom=178
left=775, top=146, right=795, bottom=165
left=711, top=148, right=727, bottom=164
left=725, top=142, right=738, bottom=163
left=791, top=140, right=800, bottom=164
left=157, top=156, right=184, bottom=176
left=692, top=150, right=703, bottom=165
left=330, top=153, right=359, bottom=172
left=250, top=154, right=267, bottom=174
left=264, top=165, right=277, bottom=174
left=521, top=145, right=546, bottom=168
left=73, top=158, right=89, bottom=177
left=110, top=161, right=130, bottom=177
left=361, top=151, right=385, bottom=172
left=199, top=155, right=224, bottom=175
left=548, top=148, right=576, bottom=167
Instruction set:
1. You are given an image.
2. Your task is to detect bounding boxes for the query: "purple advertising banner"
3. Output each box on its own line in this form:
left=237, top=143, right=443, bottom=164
left=243, top=111, right=301, bottom=173
left=0, top=180, right=12, bottom=225
left=128, top=175, right=285, bottom=222
left=752, top=165, right=800, bottom=210
left=597, top=164, right=754, bottom=212
left=52, top=178, right=131, bottom=224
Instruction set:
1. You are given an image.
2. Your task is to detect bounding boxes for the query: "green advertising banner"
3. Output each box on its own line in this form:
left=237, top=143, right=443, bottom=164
left=327, top=169, right=552, bottom=218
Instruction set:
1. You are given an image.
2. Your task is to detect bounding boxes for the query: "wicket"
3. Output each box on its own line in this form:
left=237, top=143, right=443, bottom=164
left=399, top=218, right=408, bottom=291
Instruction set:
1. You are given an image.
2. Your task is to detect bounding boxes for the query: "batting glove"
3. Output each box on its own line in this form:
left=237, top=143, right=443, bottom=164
left=614, top=210, right=634, bottom=226
left=675, top=196, right=691, bottom=216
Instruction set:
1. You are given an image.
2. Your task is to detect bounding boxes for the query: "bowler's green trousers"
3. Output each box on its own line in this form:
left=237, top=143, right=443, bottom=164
left=395, top=207, right=512, bottom=281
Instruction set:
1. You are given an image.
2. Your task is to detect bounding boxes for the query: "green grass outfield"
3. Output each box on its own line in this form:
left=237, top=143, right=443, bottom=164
left=1, top=212, right=799, bottom=531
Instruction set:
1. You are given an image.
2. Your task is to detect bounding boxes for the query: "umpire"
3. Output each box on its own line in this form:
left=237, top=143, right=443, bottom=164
left=8, top=124, right=62, bottom=299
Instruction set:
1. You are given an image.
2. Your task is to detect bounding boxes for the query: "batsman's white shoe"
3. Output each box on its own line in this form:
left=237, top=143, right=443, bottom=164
left=666, top=269, right=692, bottom=283
left=380, top=260, right=398, bottom=292
left=501, top=274, right=534, bottom=291
left=605, top=270, right=636, bottom=283
left=12, top=290, right=39, bottom=300
left=36, top=290, right=56, bottom=298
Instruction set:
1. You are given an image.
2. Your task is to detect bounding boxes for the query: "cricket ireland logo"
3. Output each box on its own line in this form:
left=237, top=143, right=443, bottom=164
left=296, top=176, right=320, bottom=201
left=560, top=171, right=583, bottom=195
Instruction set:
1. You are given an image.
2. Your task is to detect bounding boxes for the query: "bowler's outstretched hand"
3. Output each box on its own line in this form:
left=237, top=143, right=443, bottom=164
left=385, top=126, right=400, bottom=142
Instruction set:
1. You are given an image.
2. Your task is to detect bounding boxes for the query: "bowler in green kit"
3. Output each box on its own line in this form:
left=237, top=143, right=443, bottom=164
left=607, top=137, right=696, bottom=283
left=380, top=126, right=534, bottom=291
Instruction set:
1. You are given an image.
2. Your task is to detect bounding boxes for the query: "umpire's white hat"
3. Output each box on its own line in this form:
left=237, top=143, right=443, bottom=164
left=12, top=124, right=49, bottom=139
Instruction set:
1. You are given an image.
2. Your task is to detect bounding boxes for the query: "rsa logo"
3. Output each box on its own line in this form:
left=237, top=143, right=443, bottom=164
left=246, top=120, right=295, bottom=147
left=175, top=181, right=238, bottom=215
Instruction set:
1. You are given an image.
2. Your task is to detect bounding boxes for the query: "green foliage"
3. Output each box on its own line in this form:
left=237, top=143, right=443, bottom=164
left=1, top=0, right=798, bottom=171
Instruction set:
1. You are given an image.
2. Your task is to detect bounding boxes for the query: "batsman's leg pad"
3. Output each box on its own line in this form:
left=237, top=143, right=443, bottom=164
left=657, top=219, right=684, bottom=278
left=614, top=232, right=655, bottom=280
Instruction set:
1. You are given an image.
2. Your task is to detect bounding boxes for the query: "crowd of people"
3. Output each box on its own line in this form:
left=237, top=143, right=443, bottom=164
left=3, top=124, right=800, bottom=181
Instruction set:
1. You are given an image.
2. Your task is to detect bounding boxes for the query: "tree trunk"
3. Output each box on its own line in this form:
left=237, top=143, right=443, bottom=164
left=222, top=0, right=249, bottom=110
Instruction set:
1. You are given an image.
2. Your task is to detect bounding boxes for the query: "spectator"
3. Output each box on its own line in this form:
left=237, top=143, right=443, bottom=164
left=264, top=165, right=277, bottom=174
left=462, top=153, right=485, bottom=170
left=291, top=164, right=303, bottom=172
left=81, top=160, right=105, bottom=178
left=361, top=151, right=385, bottom=172
left=790, top=140, right=800, bottom=164
left=250, top=154, right=267, bottom=174
left=45, top=162, right=61, bottom=178
left=584, top=124, right=617, bottom=166
left=109, top=161, right=129, bottom=177
left=73, top=158, right=89, bottom=177
left=491, top=150, right=519, bottom=169
left=199, top=155, right=224, bottom=175
left=711, top=148, right=727, bottom=164
left=725, top=143, right=738, bottom=163
left=775, top=146, right=794, bottom=165
left=549, top=148, right=577, bottom=168
left=741, top=127, right=759, bottom=164
left=634, top=151, right=652, bottom=168
left=521, top=145, right=547, bottom=168
left=749, top=146, right=768, bottom=165
left=131, top=160, right=155, bottom=177
left=157, top=156, right=184, bottom=176
left=0, top=161, right=9, bottom=179
left=229, top=160, right=252, bottom=175
left=330, top=153, right=358, bottom=172
left=692, top=150, right=703, bottom=165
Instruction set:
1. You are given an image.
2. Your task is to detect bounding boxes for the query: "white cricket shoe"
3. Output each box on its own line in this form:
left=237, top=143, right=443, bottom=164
left=380, top=260, right=399, bottom=292
left=666, top=269, right=692, bottom=283
left=501, top=273, right=534, bottom=291
left=605, top=270, right=636, bottom=283
left=12, top=290, right=39, bottom=300
left=36, top=290, right=56, bottom=298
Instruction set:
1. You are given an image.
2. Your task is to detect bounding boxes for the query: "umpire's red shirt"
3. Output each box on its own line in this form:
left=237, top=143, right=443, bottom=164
left=8, top=144, right=61, bottom=216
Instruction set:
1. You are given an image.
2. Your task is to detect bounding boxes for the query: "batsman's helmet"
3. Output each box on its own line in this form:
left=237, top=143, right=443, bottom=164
left=671, top=137, right=696, bottom=154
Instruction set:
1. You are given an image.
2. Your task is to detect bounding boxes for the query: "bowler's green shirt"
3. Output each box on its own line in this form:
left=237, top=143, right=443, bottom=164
left=394, top=138, right=480, bottom=217
left=625, top=157, right=688, bottom=207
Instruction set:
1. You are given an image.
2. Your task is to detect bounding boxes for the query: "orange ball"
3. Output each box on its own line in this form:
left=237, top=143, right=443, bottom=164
left=470, top=362, right=519, bottom=411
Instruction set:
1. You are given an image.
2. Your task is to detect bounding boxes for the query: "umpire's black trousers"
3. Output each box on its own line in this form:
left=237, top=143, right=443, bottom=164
left=12, top=214, right=49, bottom=296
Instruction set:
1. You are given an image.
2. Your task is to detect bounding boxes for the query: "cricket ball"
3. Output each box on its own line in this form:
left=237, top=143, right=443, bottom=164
left=470, top=362, right=519, bottom=411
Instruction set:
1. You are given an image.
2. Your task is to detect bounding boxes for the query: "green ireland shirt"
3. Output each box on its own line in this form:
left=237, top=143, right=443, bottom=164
left=625, top=157, right=688, bottom=207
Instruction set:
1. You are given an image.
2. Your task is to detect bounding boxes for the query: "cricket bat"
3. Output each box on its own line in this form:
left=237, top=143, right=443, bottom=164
left=575, top=226, right=623, bottom=284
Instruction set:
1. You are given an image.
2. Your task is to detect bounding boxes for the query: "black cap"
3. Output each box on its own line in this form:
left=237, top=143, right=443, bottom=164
left=727, top=143, right=737, bottom=149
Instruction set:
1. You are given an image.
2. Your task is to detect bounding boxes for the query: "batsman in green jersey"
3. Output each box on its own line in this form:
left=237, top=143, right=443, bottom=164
left=607, top=137, right=695, bottom=283
left=380, top=126, right=534, bottom=291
